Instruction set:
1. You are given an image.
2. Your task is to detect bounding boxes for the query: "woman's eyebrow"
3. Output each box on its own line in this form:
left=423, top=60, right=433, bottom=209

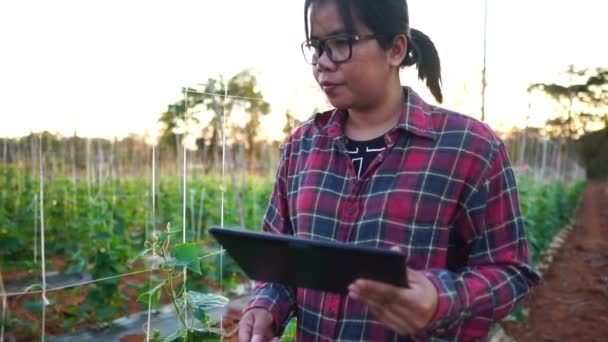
left=310, top=29, right=348, bottom=40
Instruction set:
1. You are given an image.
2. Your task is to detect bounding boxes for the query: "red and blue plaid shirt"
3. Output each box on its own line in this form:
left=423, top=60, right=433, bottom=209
left=247, top=88, right=540, bottom=341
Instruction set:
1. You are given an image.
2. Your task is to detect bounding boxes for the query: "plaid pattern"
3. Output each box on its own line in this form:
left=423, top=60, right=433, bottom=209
left=247, top=87, right=541, bottom=341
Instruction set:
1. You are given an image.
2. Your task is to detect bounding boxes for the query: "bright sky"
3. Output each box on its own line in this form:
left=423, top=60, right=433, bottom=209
left=0, top=0, right=606, bottom=140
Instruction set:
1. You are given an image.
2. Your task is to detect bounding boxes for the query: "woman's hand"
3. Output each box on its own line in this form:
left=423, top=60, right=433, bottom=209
left=348, top=258, right=439, bottom=336
left=238, top=308, right=279, bottom=342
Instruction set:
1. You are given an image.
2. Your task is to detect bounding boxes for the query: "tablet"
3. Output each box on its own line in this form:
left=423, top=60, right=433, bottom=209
left=209, top=227, right=408, bottom=294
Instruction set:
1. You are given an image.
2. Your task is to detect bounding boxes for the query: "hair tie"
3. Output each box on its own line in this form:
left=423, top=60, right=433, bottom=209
left=405, top=34, right=418, bottom=66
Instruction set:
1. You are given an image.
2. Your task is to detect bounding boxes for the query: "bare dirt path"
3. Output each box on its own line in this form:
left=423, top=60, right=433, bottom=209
left=503, top=182, right=608, bottom=341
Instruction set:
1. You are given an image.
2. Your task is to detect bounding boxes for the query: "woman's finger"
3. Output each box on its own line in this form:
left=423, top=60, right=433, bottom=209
left=350, top=279, right=398, bottom=307
left=366, top=300, right=417, bottom=336
left=238, top=312, right=254, bottom=342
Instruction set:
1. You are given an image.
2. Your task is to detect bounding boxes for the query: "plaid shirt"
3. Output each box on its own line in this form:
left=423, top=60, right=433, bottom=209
left=247, top=88, right=541, bottom=341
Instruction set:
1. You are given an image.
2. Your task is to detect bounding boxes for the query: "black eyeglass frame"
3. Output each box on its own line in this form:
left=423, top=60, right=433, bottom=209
left=301, top=34, right=383, bottom=65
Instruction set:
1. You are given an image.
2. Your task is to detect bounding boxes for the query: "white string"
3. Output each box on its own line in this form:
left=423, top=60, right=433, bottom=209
left=4, top=249, right=226, bottom=298
left=190, top=189, right=195, bottom=237
left=218, top=78, right=229, bottom=338
left=152, top=143, right=156, bottom=230
left=197, top=188, right=205, bottom=241
left=33, top=194, right=38, bottom=263
left=193, top=90, right=265, bottom=103
left=145, top=142, right=157, bottom=342
left=38, top=135, right=49, bottom=342
left=220, top=81, right=228, bottom=275
left=182, top=89, right=189, bottom=327
left=0, top=271, right=7, bottom=342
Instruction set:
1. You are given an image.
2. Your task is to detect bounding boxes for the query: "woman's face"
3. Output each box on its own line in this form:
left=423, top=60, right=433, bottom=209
left=309, top=0, right=396, bottom=111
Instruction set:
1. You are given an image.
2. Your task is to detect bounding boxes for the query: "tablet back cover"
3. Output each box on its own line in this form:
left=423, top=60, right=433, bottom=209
left=209, top=227, right=407, bottom=293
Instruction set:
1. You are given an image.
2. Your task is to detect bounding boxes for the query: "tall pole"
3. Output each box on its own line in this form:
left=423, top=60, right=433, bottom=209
left=481, top=0, right=488, bottom=122
left=519, top=97, right=531, bottom=166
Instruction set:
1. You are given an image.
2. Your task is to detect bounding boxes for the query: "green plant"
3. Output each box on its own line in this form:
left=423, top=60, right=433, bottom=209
left=138, top=223, right=228, bottom=341
left=283, top=318, right=297, bottom=341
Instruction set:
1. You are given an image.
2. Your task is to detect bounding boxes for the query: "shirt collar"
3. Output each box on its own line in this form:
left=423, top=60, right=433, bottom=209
left=314, top=86, right=438, bottom=141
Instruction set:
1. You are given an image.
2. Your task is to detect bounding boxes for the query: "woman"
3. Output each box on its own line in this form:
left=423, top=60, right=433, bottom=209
left=239, top=0, right=540, bottom=341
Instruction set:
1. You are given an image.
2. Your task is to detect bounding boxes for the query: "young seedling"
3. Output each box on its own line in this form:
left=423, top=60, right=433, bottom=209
left=138, top=223, right=228, bottom=341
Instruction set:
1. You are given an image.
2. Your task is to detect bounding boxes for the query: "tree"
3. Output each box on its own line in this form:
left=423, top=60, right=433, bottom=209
left=528, top=66, right=608, bottom=180
left=157, top=70, right=271, bottom=173
left=282, top=110, right=302, bottom=142
left=578, top=128, right=608, bottom=179
left=224, top=70, right=271, bottom=164
left=528, top=66, right=608, bottom=139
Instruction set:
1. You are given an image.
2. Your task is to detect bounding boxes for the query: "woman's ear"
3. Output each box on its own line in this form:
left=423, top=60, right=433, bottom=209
left=387, top=34, right=408, bottom=67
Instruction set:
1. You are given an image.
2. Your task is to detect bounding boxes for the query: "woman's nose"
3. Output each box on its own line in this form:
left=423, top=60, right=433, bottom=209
left=316, top=51, right=337, bottom=72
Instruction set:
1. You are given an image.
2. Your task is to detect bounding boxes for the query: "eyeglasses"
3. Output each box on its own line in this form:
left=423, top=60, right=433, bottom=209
left=301, top=34, right=381, bottom=65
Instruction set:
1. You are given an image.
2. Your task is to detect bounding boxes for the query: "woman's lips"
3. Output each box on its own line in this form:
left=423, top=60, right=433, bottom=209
left=321, top=82, right=342, bottom=94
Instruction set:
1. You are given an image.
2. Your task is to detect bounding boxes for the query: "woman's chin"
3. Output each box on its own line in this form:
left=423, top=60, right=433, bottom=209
left=326, top=95, right=352, bottom=110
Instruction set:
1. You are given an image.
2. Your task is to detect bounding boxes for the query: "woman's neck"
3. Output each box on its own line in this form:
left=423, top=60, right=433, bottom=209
left=344, top=81, right=405, bottom=141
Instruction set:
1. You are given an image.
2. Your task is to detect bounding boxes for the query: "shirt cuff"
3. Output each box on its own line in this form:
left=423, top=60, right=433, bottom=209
left=245, top=298, right=283, bottom=336
left=244, top=284, right=295, bottom=336
left=420, top=269, right=473, bottom=335
left=423, top=269, right=453, bottom=325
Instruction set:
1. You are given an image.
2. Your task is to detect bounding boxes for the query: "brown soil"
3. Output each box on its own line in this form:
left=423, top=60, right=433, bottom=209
left=3, top=256, right=68, bottom=282
left=6, top=265, right=168, bottom=341
left=5, top=257, right=247, bottom=341
left=502, top=182, right=608, bottom=341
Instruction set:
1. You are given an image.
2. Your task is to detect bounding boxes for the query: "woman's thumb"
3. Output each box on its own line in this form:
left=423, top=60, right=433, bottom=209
left=251, top=311, right=274, bottom=342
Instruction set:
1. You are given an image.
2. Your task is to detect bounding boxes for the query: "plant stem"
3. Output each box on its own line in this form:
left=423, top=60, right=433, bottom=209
left=160, top=252, right=187, bottom=330
left=165, top=269, right=187, bottom=329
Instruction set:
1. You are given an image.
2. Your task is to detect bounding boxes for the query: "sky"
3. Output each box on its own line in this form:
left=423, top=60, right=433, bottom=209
left=0, top=0, right=606, bottom=140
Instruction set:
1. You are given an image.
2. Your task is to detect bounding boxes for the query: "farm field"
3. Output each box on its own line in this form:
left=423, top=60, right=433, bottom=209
left=0, top=165, right=587, bottom=341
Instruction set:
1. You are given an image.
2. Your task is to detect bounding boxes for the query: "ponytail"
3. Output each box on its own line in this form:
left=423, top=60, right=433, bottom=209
left=404, top=29, right=443, bottom=103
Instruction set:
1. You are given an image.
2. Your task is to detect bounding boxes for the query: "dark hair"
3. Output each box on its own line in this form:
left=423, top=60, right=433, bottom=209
left=304, top=0, right=443, bottom=103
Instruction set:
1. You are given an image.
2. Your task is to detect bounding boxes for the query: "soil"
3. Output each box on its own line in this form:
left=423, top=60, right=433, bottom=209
left=502, top=182, right=608, bottom=342
left=4, top=257, right=247, bottom=341
left=5, top=265, right=166, bottom=341
left=3, top=256, right=68, bottom=283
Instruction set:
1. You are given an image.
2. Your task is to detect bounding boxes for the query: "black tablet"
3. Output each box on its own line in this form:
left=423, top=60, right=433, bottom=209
left=209, top=227, right=408, bottom=294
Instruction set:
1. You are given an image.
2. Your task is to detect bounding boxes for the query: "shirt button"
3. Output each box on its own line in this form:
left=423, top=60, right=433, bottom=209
left=347, top=206, right=356, bottom=214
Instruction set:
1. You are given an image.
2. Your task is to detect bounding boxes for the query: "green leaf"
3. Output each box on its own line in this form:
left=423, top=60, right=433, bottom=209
left=98, top=306, right=117, bottom=321
left=94, top=232, right=113, bottom=241
left=137, top=247, right=155, bottom=259
left=67, top=251, right=86, bottom=274
left=137, top=280, right=166, bottom=307
left=25, top=299, right=55, bottom=313
left=193, top=306, right=209, bottom=324
left=159, top=229, right=183, bottom=241
left=283, top=318, right=297, bottom=340
left=152, top=329, right=162, bottom=339
left=170, top=243, right=201, bottom=274
left=187, top=291, right=229, bottom=322
left=166, top=259, right=188, bottom=267
left=186, top=329, right=222, bottom=341
left=162, top=329, right=185, bottom=342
